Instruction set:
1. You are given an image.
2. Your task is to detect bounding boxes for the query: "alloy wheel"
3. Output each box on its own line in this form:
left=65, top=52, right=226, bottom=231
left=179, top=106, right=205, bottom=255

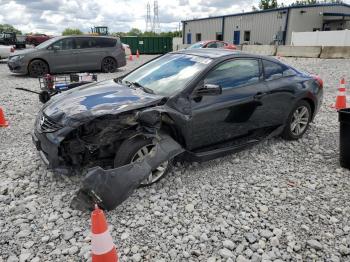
left=131, top=144, right=168, bottom=185
left=290, top=106, right=310, bottom=136
left=102, top=58, right=116, bottom=72
left=30, top=61, right=48, bottom=77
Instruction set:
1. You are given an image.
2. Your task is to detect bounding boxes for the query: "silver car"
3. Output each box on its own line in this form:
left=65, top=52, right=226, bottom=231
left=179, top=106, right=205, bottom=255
left=8, top=35, right=126, bottom=77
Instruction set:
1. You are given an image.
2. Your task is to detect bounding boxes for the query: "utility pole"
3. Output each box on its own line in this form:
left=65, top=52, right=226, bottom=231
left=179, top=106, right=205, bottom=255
left=152, top=0, right=161, bottom=34
left=145, top=2, right=152, bottom=32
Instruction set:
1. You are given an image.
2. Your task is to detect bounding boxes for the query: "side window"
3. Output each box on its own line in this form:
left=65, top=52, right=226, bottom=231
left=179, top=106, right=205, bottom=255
left=283, top=68, right=297, bottom=77
left=263, top=60, right=283, bottom=81
left=216, top=42, right=225, bottom=48
left=205, top=59, right=260, bottom=89
left=97, top=38, right=117, bottom=48
left=207, top=42, right=218, bottom=48
left=52, top=38, right=75, bottom=50
left=75, top=38, right=89, bottom=49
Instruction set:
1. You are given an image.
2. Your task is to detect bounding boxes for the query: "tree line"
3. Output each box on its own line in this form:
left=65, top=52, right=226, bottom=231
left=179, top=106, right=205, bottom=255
left=255, top=0, right=343, bottom=10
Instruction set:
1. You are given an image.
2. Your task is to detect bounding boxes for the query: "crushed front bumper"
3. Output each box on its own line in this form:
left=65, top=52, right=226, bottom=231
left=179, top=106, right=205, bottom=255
left=7, top=59, right=27, bottom=74
left=71, top=134, right=184, bottom=211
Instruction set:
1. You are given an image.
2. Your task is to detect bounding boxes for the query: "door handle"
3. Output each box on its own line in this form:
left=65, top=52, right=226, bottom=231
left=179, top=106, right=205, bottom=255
left=254, top=92, right=266, bottom=99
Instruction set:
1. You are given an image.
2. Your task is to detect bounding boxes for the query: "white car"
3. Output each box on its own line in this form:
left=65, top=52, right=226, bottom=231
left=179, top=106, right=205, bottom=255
left=0, top=45, right=14, bottom=60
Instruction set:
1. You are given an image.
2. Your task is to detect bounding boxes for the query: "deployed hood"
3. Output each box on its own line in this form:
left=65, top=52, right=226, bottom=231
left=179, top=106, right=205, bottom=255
left=42, top=79, right=165, bottom=127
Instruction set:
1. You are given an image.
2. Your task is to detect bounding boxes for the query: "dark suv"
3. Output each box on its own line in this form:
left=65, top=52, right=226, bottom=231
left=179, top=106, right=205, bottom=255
left=8, top=35, right=126, bottom=77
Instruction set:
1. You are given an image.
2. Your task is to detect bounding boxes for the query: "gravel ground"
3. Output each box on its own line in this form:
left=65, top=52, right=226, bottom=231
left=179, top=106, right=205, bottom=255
left=0, top=56, right=350, bottom=262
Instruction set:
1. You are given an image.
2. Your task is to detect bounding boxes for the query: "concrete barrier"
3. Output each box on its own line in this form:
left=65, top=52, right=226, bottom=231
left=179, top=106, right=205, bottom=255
left=320, top=47, right=350, bottom=59
left=242, top=45, right=276, bottom=56
left=276, top=46, right=321, bottom=58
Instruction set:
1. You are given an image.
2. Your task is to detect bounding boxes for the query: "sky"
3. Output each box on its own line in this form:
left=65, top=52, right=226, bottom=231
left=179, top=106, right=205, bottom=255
left=0, top=0, right=349, bottom=35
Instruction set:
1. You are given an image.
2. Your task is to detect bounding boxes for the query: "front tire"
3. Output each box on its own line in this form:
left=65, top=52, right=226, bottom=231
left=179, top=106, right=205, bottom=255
left=28, top=59, right=49, bottom=78
left=101, top=57, right=117, bottom=73
left=281, top=100, right=312, bottom=140
left=114, top=136, right=171, bottom=186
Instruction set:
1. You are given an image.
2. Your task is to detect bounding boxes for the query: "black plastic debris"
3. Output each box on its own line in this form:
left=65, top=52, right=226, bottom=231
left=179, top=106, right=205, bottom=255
left=71, top=134, right=184, bottom=211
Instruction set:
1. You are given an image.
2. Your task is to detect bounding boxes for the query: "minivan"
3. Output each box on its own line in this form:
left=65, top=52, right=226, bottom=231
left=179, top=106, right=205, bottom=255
left=8, top=35, right=126, bottom=77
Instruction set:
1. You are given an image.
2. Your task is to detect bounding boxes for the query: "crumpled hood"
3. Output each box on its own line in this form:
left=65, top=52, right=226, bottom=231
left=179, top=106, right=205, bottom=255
left=42, top=79, right=165, bottom=127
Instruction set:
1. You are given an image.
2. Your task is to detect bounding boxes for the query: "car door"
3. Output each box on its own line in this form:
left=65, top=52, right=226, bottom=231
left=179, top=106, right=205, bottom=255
left=261, top=59, right=300, bottom=126
left=46, top=37, right=78, bottom=73
left=74, top=37, right=106, bottom=71
left=188, top=58, right=270, bottom=150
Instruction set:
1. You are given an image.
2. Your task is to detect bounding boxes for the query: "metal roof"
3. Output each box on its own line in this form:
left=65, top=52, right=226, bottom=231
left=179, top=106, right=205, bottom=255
left=182, top=3, right=350, bottom=23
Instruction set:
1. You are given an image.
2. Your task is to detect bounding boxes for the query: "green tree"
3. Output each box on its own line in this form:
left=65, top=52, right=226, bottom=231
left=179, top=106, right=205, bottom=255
left=126, top=28, right=142, bottom=36
left=259, top=0, right=278, bottom=10
left=62, top=28, right=83, bottom=36
left=0, top=24, right=21, bottom=34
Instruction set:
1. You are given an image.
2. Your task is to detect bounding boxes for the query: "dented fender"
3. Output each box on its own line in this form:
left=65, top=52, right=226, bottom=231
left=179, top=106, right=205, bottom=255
left=71, top=134, right=184, bottom=211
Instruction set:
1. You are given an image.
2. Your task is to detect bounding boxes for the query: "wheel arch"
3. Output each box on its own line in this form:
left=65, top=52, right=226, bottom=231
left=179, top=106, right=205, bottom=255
left=27, top=58, right=50, bottom=74
left=301, top=97, right=316, bottom=119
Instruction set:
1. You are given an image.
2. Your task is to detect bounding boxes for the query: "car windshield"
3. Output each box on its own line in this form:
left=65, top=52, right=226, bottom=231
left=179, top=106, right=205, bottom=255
left=35, top=37, right=57, bottom=49
left=188, top=42, right=204, bottom=49
left=120, top=53, right=212, bottom=96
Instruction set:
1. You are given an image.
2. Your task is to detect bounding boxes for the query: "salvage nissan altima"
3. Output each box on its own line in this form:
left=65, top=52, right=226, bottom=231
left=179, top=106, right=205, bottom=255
left=32, top=49, right=323, bottom=210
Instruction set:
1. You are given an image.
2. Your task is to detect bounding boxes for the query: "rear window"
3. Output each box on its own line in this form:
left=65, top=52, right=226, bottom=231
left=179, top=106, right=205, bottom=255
left=97, top=38, right=117, bottom=48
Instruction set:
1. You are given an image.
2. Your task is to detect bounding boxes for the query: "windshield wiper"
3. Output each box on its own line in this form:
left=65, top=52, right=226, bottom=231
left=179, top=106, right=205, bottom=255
left=125, top=81, right=155, bottom=94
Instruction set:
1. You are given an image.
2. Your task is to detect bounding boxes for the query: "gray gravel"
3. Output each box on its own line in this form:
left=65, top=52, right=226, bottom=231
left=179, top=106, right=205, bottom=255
left=0, top=56, right=350, bottom=262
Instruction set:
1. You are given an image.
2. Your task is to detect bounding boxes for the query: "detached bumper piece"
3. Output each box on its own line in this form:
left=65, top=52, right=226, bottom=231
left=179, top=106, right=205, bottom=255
left=71, top=134, right=184, bottom=211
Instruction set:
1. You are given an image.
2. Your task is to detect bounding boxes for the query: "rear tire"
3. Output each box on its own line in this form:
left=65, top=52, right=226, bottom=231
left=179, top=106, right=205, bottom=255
left=281, top=100, right=312, bottom=140
left=101, top=57, right=117, bottom=73
left=114, top=136, right=171, bottom=186
left=28, top=59, right=49, bottom=78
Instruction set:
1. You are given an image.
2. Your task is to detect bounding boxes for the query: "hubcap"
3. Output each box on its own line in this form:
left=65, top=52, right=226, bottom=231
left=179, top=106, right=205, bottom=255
left=290, top=106, right=309, bottom=136
left=31, top=62, right=47, bottom=76
left=131, top=144, right=168, bottom=185
left=103, top=58, right=115, bottom=72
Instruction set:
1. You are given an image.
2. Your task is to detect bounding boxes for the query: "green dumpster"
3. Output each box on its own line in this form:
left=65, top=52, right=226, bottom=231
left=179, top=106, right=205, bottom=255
left=120, top=36, right=172, bottom=55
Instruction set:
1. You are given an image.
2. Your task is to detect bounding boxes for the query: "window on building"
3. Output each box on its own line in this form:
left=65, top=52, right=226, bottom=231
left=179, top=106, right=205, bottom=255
left=216, top=32, right=223, bottom=41
left=205, top=59, right=260, bottom=89
left=244, top=31, right=251, bottom=42
left=196, top=33, right=202, bottom=42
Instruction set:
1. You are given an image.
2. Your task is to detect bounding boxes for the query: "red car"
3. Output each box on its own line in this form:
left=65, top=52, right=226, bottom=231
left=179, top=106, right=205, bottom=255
left=188, top=40, right=237, bottom=50
left=26, top=34, right=52, bottom=46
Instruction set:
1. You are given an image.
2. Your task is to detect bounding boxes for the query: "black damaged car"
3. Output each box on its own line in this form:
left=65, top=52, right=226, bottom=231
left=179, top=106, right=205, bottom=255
left=32, top=49, right=323, bottom=210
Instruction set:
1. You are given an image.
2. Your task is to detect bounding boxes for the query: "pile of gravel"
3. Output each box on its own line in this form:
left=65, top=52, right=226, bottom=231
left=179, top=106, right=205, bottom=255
left=0, top=56, right=349, bottom=262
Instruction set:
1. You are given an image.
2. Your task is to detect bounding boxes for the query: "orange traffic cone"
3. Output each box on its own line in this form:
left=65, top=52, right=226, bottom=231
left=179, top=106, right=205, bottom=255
left=333, top=78, right=347, bottom=110
left=91, top=205, right=118, bottom=262
left=136, top=49, right=140, bottom=59
left=0, top=107, right=9, bottom=127
left=129, top=48, right=133, bottom=61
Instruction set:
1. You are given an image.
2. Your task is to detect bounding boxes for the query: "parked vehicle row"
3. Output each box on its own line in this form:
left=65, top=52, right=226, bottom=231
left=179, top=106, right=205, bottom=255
left=0, top=32, right=26, bottom=49
left=0, top=45, right=15, bottom=60
left=8, top=35, right=126, bottom=77
left=26, top=34, right=52, bottom=46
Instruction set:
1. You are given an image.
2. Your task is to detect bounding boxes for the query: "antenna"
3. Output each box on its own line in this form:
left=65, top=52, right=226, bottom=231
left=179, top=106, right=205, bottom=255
left=152, top=0, right=161, bottom=33
left=146, top=2, right=152, bottom=32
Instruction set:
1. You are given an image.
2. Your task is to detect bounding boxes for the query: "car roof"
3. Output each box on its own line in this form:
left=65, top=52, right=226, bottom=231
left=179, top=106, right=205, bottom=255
left=175, top=48, right=243, bottom=58
left=52, top=35, right=119, bottom=40
left=174, top=48, right=286, bottom=64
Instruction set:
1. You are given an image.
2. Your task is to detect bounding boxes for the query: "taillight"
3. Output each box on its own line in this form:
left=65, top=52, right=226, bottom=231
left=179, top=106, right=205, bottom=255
left=312, top=75, right=323, bottom=88
left=10, top=47, right=14, bottom=53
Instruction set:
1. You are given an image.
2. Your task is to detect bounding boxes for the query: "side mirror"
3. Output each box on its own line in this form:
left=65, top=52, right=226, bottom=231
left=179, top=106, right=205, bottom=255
left=195, top=84, right=222, bottom=96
